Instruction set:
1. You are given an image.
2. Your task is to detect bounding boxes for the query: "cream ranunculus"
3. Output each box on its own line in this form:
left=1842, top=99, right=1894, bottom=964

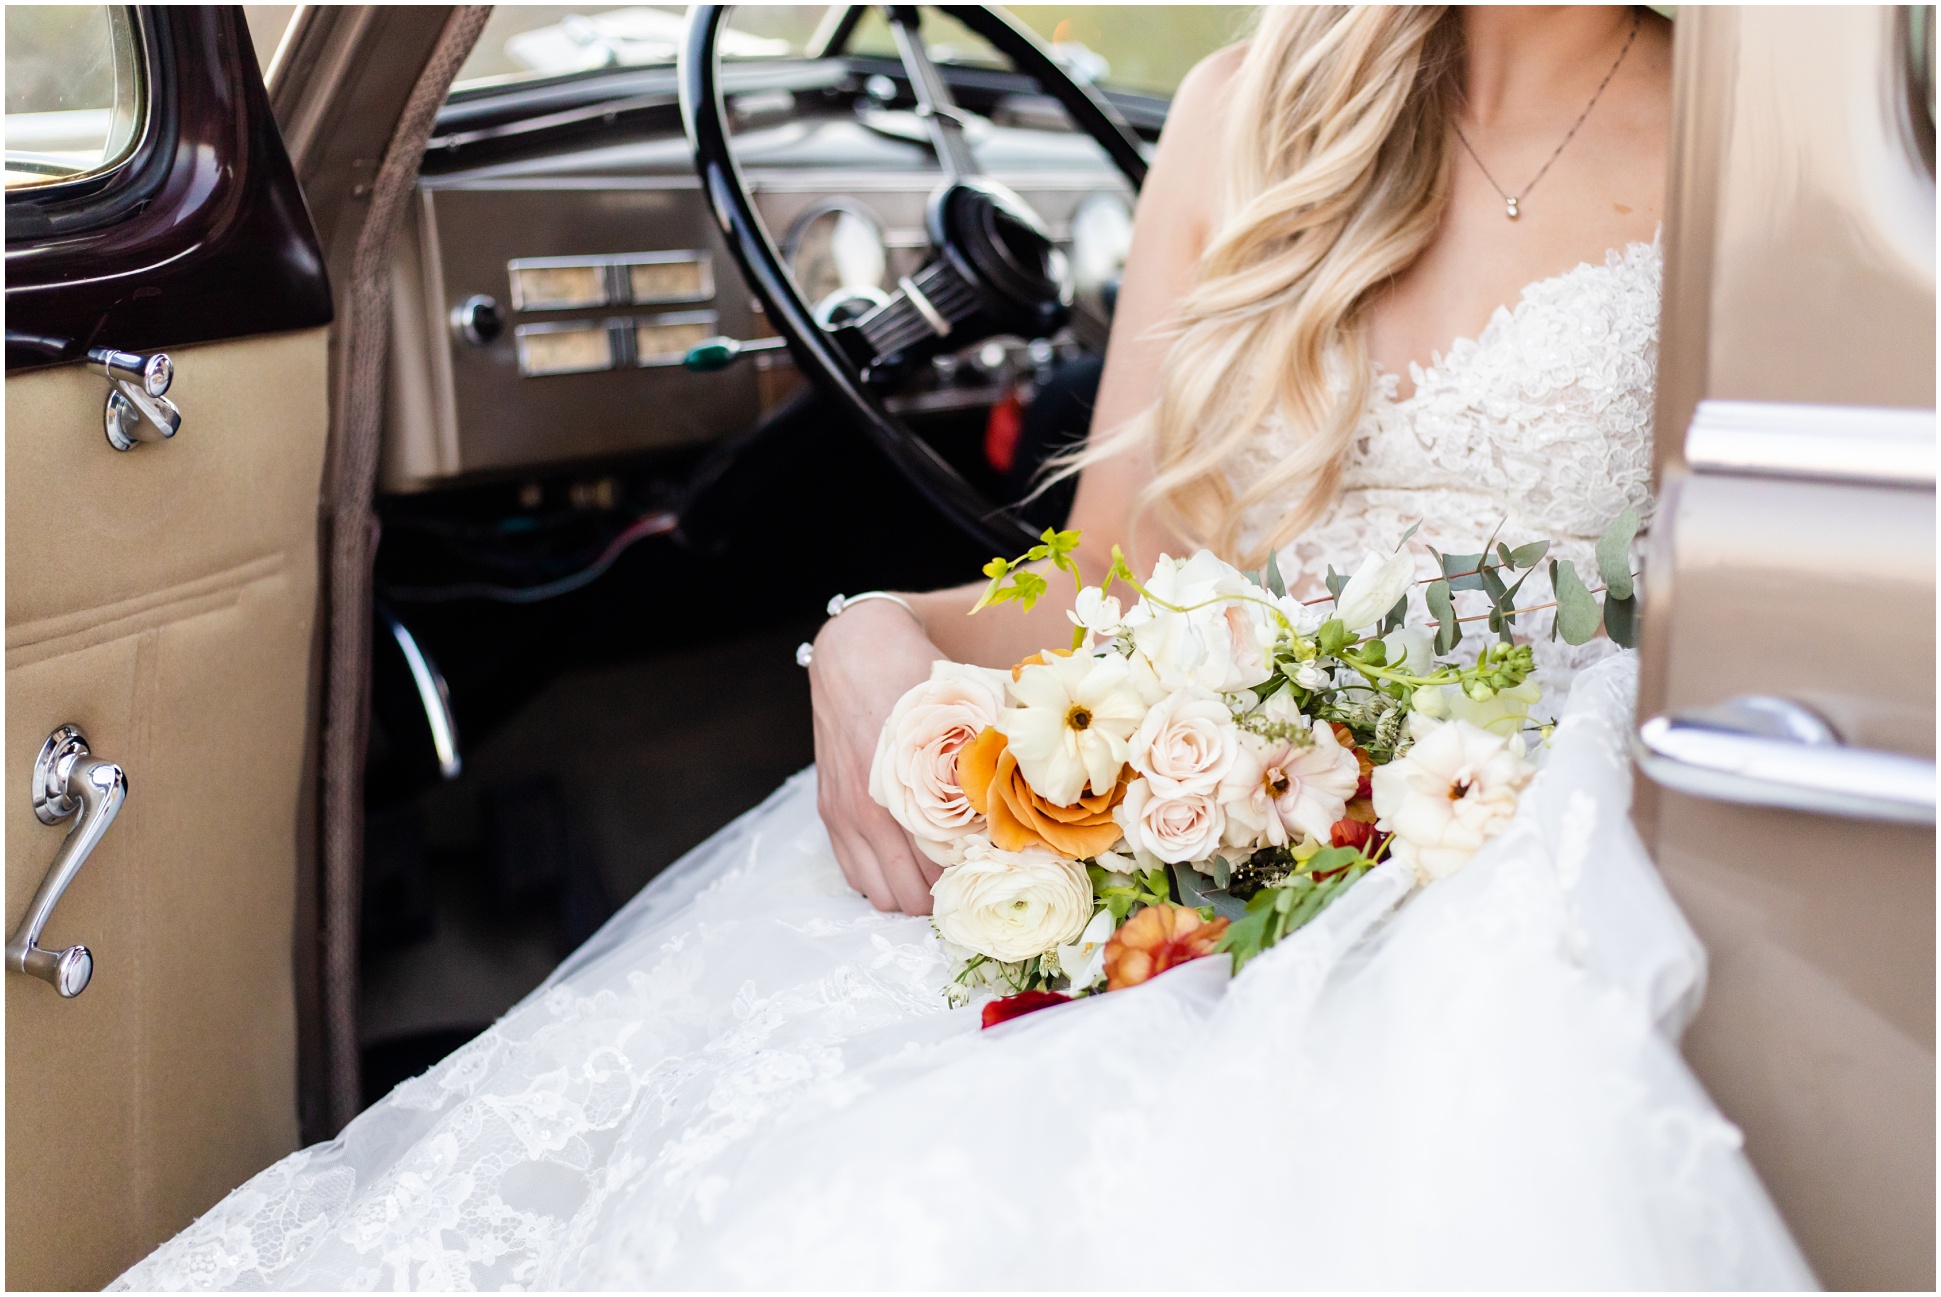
left=1067, top=586, right=1125, bottom=640
left=1372, top=717, right=1535, bottom=882
left=868, top=660, right=1009, bottom=865
left=930, top=840, right=1094, bottom=963
left=1114, top=777, right=1226, bottom=864
left=996, top=649, right=1145, bottom=806
left=1054, top=907, right=1116, bottom=991
left=1120, top=551, right=1279, bottom=693
left=1332, top=550, right=1416, bottom=632
left=1127, top=685, right=1242, bottom=797
left=1221, top=718, right=1362, bottom=848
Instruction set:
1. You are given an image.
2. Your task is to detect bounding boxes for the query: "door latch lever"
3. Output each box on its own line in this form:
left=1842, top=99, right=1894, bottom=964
left=88, top=347, right=181, bottom=450
left=7, top=725, right=127, bottom=997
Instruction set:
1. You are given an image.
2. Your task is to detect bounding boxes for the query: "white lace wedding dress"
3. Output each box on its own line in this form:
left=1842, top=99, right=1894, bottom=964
left=118, top=240, right=1817, bottom=1290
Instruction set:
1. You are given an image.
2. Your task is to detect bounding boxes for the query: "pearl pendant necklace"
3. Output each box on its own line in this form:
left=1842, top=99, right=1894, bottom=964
left=1453, top=12, right=1640, bottom=222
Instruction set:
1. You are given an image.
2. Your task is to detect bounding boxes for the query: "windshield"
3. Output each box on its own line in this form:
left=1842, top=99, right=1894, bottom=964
left=452, top=5, right=1257, bottom=98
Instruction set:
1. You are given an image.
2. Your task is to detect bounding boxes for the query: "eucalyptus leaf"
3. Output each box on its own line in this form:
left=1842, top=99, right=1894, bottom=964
left=1379, top=592, right=1409, bottom=636
left=1510, top=540, right=1550, bottom=569
left=1440, top=552, right=1487, bottom=592
left=1552, top=558, right=1603, bottom=645
left=1596, top=507, right=1639, bottom=601
left=1427, top=578, right=1462, bottom=653
left=1212, top=854, right=1231, bottom=890
left=1602, top=591, right=1638, bottom=648
left=1395, top=520, right=1421, bottom=549
left=1325, top=565, right=1346, bottom=600
left=1496, top=542, right=1515, bottom=569
left=1264, top=549, right=1287, bottom=598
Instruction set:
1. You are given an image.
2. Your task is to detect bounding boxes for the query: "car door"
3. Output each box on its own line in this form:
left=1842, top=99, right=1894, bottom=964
left=4, top=7, right=333, bottom=1288
left=1637, top=6, right=1935, bottom=1290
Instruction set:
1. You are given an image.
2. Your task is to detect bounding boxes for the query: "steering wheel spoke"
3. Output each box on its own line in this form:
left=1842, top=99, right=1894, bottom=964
left=885, top=6, right=981, bottom=182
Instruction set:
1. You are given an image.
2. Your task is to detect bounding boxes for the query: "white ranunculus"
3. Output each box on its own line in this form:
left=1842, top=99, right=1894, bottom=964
left=997, top=649, right=1146, bottom=805
left=1413, top=677, right=1542, bottom=737
left=1054, top=908, right=1116, bottom=991
left=1128, top=686, right=1242, bottom=797
left=931, top=841, right=1094, bottom=963
left=1114, top=777, right=1226, bottom=864
left=1332, top=550, right=1416, bottom=632
left=868, top=660, right=1009, bottom=864
left=1121, top=551, right=1279, bottom=693
left=1293, top=662, right=1332, bottom=691
left=1221, top=718, right=1362, bottom=848
left=1067, top=586, right=1125, bottom=640
left=1372, top=717, right=1534, bottom=883
left=1379, top=625, right=1436, bottom=677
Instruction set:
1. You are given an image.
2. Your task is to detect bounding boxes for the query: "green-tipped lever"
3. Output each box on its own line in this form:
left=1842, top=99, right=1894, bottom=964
left=683, top=335, right=788, bottom=372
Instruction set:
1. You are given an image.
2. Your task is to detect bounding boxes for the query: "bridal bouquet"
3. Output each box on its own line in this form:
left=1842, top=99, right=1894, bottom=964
left=868, top=515, right=1639, bottom=1025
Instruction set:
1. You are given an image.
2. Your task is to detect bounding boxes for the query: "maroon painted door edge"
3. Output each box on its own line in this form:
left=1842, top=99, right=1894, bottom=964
left=5, top=6, right=333, bottom=372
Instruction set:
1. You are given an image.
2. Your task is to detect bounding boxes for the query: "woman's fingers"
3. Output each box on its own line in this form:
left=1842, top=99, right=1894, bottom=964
left=868, top=819, right=934, bottom=916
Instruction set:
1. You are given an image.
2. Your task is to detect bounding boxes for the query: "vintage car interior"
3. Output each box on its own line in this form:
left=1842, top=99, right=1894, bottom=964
left=3, top=4, right=1933, bottom=1290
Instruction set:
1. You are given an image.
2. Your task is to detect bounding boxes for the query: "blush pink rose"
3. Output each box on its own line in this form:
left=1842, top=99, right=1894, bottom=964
left=868, top=661, right=1009, bottom=864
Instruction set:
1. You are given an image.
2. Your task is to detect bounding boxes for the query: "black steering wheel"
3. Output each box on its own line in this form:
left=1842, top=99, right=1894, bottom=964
left=679, top=5, right=1147, bottom=554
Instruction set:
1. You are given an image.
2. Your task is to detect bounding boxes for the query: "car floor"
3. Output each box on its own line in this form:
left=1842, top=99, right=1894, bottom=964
left=356, top=618, right=819, bottom=1105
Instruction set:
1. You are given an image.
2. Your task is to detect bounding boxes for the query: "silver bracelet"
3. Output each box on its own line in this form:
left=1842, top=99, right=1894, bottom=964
left=795, top=591, right=920, bottom=667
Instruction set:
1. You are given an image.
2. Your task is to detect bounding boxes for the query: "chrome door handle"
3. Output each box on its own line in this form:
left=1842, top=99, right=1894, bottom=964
left=88, top=347, right=181, bottom=450
left=1635, top=696, right=1935, bottom=825
left=7, top=725, right=127, bottom=997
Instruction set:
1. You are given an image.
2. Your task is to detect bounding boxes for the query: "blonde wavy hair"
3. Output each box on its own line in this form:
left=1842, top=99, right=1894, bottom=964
left=1067, top=6, right=1464, bottom=569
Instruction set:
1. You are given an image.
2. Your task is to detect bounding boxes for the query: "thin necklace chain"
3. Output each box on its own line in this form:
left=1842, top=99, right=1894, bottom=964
left=1452, top=11, right=1641, bottom=220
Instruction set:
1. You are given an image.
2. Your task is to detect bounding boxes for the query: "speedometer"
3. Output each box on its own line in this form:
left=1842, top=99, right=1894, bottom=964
left=785, top=203, right=889, bottom=309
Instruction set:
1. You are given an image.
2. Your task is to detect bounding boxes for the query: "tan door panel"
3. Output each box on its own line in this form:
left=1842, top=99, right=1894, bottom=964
left=1644, top=7, right=1935, bottom=1290
left=5, top=327, right=330, bottom=1290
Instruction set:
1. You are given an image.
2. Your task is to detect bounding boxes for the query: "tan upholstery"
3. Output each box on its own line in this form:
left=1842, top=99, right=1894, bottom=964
left=5, top=327, right=330, bottom=1290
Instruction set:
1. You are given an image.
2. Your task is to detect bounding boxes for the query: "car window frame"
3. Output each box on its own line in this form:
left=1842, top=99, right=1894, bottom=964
left=4, top=6, right=170, bottom=240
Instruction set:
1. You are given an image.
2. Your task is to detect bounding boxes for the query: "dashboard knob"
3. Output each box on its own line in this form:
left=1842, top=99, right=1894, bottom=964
left=450, top=295, right=504, bottom=346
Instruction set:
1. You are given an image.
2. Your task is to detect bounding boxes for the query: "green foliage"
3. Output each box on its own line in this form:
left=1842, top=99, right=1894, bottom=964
left=1215, top=859, right=1372, bottom=975
left=1088, top=861, right=1173, bottom=923
left=1603, top=591, right=1638, bottom=648
left=971, top=528, right=1083, bottom=615
left=1426, top=578, right=1461, bottom=653
left=1550, top=558, right=1603, bottom=645
left=1264, top=548, right=1287, bottom=598
left=1595, top=507, right=1639, bottom=601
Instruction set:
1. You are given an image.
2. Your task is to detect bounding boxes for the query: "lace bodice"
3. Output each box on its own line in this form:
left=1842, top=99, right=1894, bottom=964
left=1238, top=239, right=1662, bottom=680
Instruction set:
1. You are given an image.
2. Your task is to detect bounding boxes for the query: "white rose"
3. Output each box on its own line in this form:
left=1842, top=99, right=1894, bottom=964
left=1054, top=908, right=1116, bottom=991
left=868, top=660, right=1008, bottom=865
left=1114, top=777, right=1226, bottom=864
left=997, top=649, right=1146, bottom=806
left=1332, top=550, right=1416, bottom=632
left=1220, top=718, right=1362, bottom=848
left=1121, top=551, right=1278, bottom=693
left=1128, top=686, right=1242, bottom=797
left=931, top=841, right=1094, bottom=962
left=1372, top=717, right=1534, bottom=882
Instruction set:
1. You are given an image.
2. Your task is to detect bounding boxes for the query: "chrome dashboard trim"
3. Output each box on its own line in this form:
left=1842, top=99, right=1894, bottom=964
left=1684, top=399, right=1936, bottom=487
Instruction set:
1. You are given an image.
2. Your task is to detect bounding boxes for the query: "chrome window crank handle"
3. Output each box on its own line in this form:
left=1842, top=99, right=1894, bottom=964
left=7, top=725, right=127, bottom=998
left=88, top=347, right=181, bottom=450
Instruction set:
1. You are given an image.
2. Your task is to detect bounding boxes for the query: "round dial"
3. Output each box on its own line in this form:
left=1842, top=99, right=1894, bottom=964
left=787, top=204, right=888, bottom=307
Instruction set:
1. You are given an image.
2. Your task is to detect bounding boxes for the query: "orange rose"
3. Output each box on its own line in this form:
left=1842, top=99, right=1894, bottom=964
left=1103, top=903, right=1230, bottom=991
left=959, top=726, right=1127, bottom=859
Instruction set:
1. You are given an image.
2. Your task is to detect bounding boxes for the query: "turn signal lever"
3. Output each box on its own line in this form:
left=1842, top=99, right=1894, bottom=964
left=89, top=347, right=181, bottom=450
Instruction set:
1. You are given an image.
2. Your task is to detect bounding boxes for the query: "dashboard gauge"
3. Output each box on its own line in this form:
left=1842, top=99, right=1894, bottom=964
left=1069, top=191, right=1134, bottom=302
left=786, top=203, right=889, bottom=307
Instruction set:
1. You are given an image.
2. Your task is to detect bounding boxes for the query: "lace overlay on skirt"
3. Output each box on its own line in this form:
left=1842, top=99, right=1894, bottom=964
left=115, top=236, right=1816, bottom=1290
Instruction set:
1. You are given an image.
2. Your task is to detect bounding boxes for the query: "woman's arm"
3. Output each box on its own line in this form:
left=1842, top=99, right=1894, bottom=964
left=808, top=45, right=1241, bottom=914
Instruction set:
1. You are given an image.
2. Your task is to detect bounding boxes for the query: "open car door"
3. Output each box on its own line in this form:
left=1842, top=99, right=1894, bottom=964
left=1640, top=7, right=1935, bottom=1289
left=4, top=7, right=333, bottom=1287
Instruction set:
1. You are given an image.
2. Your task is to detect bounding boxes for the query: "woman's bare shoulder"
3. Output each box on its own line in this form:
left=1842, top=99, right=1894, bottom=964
left=1168, top=41, right=1250, bottom=131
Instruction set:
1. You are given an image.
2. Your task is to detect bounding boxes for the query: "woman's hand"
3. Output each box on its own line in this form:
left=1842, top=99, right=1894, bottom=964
left=808, top=600, right=945, bottom=915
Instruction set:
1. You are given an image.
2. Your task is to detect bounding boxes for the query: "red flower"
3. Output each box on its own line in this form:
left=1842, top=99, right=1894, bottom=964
left=981, top=989, right=1071, bottom=1029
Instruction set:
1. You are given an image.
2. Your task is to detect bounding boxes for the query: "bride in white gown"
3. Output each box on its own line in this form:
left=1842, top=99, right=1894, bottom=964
left=121, top=7, right=1816, bottom=1289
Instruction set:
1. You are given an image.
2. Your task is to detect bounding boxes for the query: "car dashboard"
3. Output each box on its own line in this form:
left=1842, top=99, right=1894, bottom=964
left=379, top=57, right=1147, bottom=493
